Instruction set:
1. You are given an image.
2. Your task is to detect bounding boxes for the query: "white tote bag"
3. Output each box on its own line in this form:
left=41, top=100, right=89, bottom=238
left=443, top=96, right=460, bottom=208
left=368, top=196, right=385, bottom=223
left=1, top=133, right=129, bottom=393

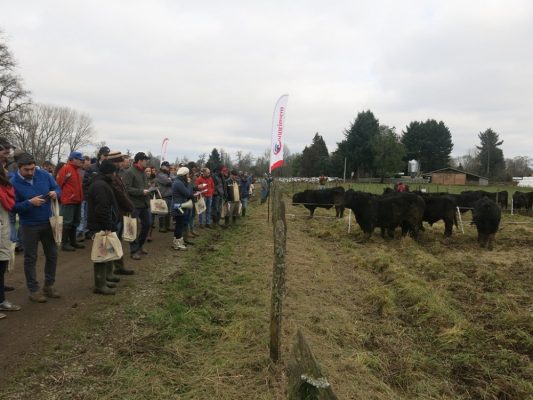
left=91, top=231, right=123, bottom=262
left=150, top=189, right=169, bottom=215
left=49, top=197, right=63, bottom=245
left=122, top=214, right=137, bottom=242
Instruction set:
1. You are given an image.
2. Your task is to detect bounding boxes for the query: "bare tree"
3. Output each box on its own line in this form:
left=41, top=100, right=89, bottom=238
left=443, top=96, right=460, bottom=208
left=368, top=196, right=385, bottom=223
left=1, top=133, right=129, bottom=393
left=66, top=113, right=95, bottom=153
left=11, top=104, right=95, bottom=164
left=0, top=31, right=31, bottom=138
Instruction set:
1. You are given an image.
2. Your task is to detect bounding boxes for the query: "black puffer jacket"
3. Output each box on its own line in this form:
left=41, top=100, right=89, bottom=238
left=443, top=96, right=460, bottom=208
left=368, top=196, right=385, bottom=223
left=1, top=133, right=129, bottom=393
left=87, top=174, right=119, bottom=232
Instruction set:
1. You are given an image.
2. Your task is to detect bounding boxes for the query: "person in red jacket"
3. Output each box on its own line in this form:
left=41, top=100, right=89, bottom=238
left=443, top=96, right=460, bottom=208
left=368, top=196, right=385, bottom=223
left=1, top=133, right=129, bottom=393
left=56, top=151, right=85, bottom=252
left=195, top=168, right=215, bottom=228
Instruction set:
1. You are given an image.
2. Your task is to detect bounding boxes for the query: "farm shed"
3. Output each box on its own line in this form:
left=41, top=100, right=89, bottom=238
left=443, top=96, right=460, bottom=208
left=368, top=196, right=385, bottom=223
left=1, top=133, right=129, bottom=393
left=424, top=167, right=488, bottom=186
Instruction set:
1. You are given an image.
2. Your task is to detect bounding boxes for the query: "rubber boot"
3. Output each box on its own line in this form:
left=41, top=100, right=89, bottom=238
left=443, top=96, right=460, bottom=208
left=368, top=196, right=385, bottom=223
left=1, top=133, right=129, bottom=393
left=222, top=216, right=230, bottom=229
left=159, top=215, right=167, bottom=233
left=93, top=263, right=116, bottom=295
left=70, top=228, right=85, bottom=249
left=105, top=262, right=120, bottom=283
left=183, top=230, right=194, bottom=245
left=165, top=215, right=171, bottom=232
left=114, top=257, right=134, bottom=275
left=242, top=208, right=246, bottom=217
left=62, top=228, right=75, bottom=252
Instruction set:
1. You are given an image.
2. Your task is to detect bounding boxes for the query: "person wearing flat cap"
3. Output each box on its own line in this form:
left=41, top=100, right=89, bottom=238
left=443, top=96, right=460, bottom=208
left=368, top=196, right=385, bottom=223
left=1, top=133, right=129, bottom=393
left=87, top=160, right=120, bottom=295
left=121, top=152, right=152, bottom=260
left=55, top=151, right=85, bottom=252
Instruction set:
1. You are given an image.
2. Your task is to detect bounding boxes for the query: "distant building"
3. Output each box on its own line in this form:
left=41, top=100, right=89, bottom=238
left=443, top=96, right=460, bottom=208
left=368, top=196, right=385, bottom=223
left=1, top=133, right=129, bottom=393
left=424, top=167, right=488, bottom=186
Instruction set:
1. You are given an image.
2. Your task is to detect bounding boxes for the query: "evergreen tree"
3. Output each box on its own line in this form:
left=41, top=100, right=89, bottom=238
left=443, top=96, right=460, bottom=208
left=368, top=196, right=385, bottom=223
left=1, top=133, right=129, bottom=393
left=373, top=125, right=406, bottom=182
left=401, top=119, right=453, bottom=172
left=476, top=128, right=504, bottom=179
left=206, top=148, right=222, bottom=171
left=299, top=133, right=330, bottom=176
left=337, top=110, right=380, bottom=177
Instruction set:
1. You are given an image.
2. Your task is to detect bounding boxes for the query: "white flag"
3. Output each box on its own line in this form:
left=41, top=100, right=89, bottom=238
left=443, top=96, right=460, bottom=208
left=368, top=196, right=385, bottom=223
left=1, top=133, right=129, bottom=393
left=269, top=94, right=288, bottom=173
left=160, top=137, right=169, bottom=163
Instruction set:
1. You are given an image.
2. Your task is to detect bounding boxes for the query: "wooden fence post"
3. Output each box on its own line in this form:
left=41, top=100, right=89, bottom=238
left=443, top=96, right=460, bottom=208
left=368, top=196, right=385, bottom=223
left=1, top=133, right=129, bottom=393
left=287, top=330, right=338, bottom=400
left=269, top=181, right=286, bottom=363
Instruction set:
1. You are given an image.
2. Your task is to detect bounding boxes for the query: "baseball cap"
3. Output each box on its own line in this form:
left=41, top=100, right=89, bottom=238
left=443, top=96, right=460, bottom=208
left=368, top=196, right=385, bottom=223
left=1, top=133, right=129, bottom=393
left=160, top=161, right=170, bottom=168
left=69, top=151, right=84, bottom=161
left=98, top=146, right=111, bottom=157
left=134, top=152, right=150, bottom=163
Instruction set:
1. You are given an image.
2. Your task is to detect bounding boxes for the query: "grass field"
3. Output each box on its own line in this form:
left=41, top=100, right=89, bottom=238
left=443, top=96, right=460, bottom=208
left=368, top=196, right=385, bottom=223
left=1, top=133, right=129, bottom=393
left=3, top=185, right=532, bottom=399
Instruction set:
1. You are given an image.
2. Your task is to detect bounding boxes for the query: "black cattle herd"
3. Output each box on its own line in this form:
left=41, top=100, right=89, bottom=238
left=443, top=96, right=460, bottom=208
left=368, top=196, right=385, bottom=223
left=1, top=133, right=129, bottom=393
left=292, top=187, right=533, bottom=251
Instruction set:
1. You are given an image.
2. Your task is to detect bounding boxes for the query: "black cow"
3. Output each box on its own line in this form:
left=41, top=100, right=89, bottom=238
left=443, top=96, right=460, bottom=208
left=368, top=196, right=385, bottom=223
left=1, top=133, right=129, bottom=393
left=496, top=190, right=508, bottom=209
left=292, top=186, right=345, bottom=218
left=455, top=190, right=496, bottom=214
left=416, top=193, right=458, bottom=237
left=512, top=191, right=530, bottom=210
left=344, top=190, right=425, bottom=239
left=472, top=197, right=501, bottom=250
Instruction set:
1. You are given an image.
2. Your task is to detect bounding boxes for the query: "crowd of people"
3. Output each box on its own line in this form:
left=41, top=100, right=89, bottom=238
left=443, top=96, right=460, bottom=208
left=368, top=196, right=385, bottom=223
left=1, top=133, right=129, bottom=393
left=0, top=139, right=274, bottom=318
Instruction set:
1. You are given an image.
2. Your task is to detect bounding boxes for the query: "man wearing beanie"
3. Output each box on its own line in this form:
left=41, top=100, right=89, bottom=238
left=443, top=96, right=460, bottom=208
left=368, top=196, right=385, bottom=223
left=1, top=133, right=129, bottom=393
left=87, top=160, right=120, bottom=294
left=11, top=153, right=62, bottom=303
left=55, top=151, right=85, bottom=252
left=121, top=152, right=151, bottom=260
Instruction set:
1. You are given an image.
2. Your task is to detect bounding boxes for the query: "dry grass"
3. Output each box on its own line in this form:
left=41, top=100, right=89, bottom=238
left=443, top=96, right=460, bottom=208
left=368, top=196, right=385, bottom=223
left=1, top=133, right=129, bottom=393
left=2, top=186, right=532, bottom=399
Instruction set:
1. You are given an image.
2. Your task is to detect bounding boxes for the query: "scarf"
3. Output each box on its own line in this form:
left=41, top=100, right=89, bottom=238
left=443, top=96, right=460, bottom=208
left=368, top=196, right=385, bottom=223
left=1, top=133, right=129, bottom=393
left=0, top=185, right=15, bottom=212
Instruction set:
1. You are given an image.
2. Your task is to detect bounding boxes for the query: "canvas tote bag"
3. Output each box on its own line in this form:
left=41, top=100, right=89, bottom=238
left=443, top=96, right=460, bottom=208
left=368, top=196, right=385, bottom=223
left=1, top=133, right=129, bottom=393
left=194, top=195, right=207, bottom=215
left=91, top=231, right=123, bottom=262
left=122, top=213, right=137, bottom=242
left=150, top=189, right=169, bottom=215
left=49, top=197, right=63, bottom=244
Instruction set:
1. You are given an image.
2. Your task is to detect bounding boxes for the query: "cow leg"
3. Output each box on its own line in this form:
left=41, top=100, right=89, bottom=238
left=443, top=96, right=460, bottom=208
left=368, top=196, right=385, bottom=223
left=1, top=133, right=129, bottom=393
left=309, top=207, right=315, bottom=218
left=487, top=233, right=495, bottom=251
left=380, top=227, right=386, bottom=238
left=444, top=220, right=453, bottom=237
left=478, top=232, right=487, bottom=248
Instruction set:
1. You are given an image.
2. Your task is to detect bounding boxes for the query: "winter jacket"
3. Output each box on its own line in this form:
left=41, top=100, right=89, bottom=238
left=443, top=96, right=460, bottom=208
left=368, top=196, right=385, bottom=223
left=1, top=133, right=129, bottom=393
left=87, top=174, right=119, bottom=232
left=110, top=174, right=134, bottom=217
left=171, top=176, right=193, bottom=217
left=195, top=175, right=215, bottom=198
left=121, top=165, right=149, bottom=208
left=11, top=169, right=61, bottom=226
left=240, top=176, right=251, bottom=199
left=155, top=171, right=173, bottom=198
left=0, top=183, right=15, bottom=261
left=55, top=161, right=83, bottom=205
left=82, top=162, right=100, bottom=195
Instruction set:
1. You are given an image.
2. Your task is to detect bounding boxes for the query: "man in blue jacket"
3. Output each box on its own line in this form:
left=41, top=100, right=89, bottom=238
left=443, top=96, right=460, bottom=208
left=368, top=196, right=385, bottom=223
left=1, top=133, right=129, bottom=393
left=11, top=153, right=62, bottom=303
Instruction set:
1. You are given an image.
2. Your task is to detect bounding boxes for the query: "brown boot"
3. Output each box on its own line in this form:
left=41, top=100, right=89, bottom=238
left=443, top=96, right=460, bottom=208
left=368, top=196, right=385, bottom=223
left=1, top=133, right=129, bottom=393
left=43, top=285, right=61, bottom=299
left=29, top=292, right=47, bottom=303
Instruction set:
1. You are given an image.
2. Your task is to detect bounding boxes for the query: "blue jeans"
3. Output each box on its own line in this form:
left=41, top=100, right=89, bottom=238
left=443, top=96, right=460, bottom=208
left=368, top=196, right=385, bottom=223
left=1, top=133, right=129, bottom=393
left=76, top=200, right=88, bottom=235
left=129, top=207, right=152, bottom=254
left=21, top=223, right=58, bottom=293
left=198, top=196, right=213, bottom=225
left=9, top=211, right=23, bottom=248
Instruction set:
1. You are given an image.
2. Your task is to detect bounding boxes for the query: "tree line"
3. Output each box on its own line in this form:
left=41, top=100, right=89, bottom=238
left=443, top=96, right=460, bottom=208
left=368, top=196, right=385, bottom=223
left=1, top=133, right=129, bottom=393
left=0, top=31, right=95, bottom=164
left=291, top=110, right=531, bottom=181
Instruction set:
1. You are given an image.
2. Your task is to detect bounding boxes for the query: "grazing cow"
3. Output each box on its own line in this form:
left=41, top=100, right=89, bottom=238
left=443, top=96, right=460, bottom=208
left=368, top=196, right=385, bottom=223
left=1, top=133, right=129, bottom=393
left=344, top=190, right=425, bottom=239
left=455, top=190, right=496, bottom=214
left=416, top=193, right=458, bottom=237
left=292, top=186, right=345, bottom=218
left=472, top=197, right=501, bottom=250
left=512, top=191, right=530, bottom=210
left=496, top=190, right=508, bottom=209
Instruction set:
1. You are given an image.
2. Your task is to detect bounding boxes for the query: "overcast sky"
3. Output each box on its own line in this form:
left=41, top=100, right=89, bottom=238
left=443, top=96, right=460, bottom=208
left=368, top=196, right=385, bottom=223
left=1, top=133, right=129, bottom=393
left=1, top=0, right=532, bottom=162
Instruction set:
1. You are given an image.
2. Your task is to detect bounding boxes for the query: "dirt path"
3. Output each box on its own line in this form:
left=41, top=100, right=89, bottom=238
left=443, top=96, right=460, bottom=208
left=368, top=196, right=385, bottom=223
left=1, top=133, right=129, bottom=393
left=0, top=229, right=173, bottom=385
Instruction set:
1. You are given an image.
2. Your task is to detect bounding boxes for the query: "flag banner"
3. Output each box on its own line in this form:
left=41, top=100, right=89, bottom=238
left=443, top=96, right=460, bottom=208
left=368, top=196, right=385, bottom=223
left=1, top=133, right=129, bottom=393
left=269, top=94, right=288, bottom=172
left=161, top=137, right=169, bottom=163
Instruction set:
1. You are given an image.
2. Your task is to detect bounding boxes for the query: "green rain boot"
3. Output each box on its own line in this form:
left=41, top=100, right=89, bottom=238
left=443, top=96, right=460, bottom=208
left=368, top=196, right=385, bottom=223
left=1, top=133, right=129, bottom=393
left=93, top=263, right=116, bottom=295
left=105, top=262, right=120, bottom=283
